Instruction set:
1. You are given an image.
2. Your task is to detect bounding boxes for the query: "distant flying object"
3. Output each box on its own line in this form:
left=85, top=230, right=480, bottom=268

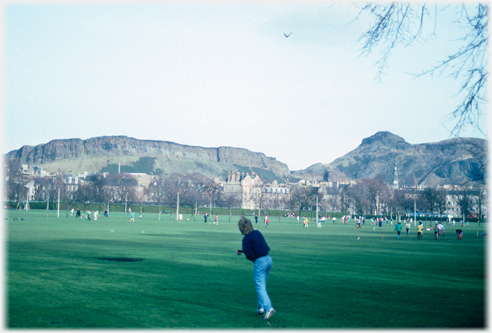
left=284, top=32, right=292, bottom=38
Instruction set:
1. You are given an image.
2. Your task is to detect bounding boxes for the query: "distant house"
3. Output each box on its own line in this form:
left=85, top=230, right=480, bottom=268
left=63, top=174, right=80, bottom=193
left=222, top=171, right=263, bottom=210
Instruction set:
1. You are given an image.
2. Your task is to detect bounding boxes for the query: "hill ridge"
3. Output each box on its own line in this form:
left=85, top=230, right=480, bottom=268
left=5, top=133, right=487, bottom=186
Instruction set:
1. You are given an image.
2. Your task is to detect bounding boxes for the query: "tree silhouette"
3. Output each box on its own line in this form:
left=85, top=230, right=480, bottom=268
left=356, top=3, right=488, bottom=137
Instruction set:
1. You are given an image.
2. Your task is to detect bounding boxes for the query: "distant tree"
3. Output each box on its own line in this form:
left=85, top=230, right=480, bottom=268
left=253, top=189, right=268, bottom=216
left=221, top=191, right=241, bottom=222
left=100, top=184, right=115, bottom=213
left=287, top=189, right=300, bottom=217
left=5, top=160, right=27, bottom=207
left=388, top=189, right=410, bottom=220
left=266, top=193, right=288, bottom=222
left=434, top=188, right=448, bottom=222
left=322, top=187, right=340, bottom=213
left=202, top=181, right=222, bottom=215
left=149, top=178, right=165, bottom=213
left=135, top=186, right=146, bottom=214
left=419, top=188, right=439, bottom=221
left=457, top=188, right=474, bottom=221
left=73, top=182, right=96, bottom=212
left=476, top=185, right=487, bottom=225
left=338, top=187, right=350, bottom=215
left=290, top=185, right=316, bottom=217
left=163, top=179, right=180, bottom=213
left=64, top=184, right=76, bottom=217
left=362, top=176, right=391, bottom=215
left=347, top=183, right=369, bottom=216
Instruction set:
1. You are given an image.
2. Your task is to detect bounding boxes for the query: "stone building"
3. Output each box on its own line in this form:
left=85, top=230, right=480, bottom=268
left=262, top=185, right=290, bottom=209
left=222, top=171, right=264, bottom=209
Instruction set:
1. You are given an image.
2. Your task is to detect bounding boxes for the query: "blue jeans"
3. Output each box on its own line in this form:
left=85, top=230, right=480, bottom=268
left=254, top=255, right=273, bottom=311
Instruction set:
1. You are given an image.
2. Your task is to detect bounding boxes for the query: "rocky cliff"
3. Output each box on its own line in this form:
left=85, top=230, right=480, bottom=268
left=6, top=132, right=487, bottom=186
left=296, top=131, right=487, bottom=187
left=5, top=136, right=291, bottom=179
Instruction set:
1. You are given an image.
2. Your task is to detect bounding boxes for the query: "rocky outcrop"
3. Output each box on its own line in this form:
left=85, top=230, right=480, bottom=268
left=300, top=131, right=487, bottom=187
left=5, top=136, right=290, bottom=176
left=5, top=132, right=487, bottom=187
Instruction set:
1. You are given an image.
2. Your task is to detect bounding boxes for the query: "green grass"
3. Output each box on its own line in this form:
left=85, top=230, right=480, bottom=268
left=5, top=210, right=486, bottom=328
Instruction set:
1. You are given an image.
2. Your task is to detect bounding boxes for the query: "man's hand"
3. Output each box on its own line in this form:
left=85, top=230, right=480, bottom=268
left=236, top=249, right=243, bottom=255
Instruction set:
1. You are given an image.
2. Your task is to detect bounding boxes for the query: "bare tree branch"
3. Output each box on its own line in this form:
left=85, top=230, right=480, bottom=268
left=356, top=3, right=488, bottom=137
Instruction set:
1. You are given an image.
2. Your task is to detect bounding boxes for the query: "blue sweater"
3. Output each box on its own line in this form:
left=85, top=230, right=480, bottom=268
left=242, top=230, right=270, bottom=262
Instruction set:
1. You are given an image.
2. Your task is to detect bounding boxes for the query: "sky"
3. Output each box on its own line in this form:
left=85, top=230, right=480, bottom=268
left=4, top=2, right=488, bottom=171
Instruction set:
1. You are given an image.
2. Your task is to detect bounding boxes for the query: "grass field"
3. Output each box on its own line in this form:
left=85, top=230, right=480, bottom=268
left=5, top=209, right=486, bottom=328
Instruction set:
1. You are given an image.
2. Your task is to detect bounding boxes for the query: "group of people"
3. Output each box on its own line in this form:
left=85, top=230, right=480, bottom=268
left=413, top=220, right=466, bottom=241
left=203, top=213, right=219, bottom=225
left=71, top=208, right=100, bottom=220
left=251, top=214, right=270, bottom=228
left=392, top=220, right=465, bottom=241
left=432, top=221, right=446, bottom=239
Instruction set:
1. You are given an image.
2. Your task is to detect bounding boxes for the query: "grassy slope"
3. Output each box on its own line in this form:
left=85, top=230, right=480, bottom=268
left=36, top=156, right=294, bottom=182
left=6, top=210, right=485, bottom=328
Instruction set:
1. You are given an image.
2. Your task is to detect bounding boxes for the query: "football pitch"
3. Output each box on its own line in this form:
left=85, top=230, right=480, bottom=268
left=5, top=210, right=486, bottom=328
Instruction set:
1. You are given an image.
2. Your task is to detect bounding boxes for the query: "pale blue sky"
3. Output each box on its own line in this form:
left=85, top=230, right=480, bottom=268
left=5, top=3, right=488, bottom=171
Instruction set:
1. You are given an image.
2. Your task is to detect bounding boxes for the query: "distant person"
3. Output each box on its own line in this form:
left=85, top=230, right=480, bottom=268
left=297, top=216, right=300, bottom=224
left=405, top=221, right=411, bottom=236
left=265, top=217, right=269, bottom=228
left=71, top=208, right=74, bottom=216
left=456, top=229, right=463, bottom=240
left=213, top=215, right=218, bottom=225
left=129, top=211, right=135, bottom=223
left=433, top=223, right=440, bottom=240
left=76, top=209, right=81, bottom=218
left=236, top=216, right=275, bottom=321
left=204, top=213, right=208, bottom=223
left=417, top=222, right=423, bottom=240
left=104, top=210, right=108, bottom=217
left=86, top=211, right=91, bottom=220
left=395, top=221, right=402, bottom=239
left=179, top=213, right=183, bottom=223
left=94, top=211, right=99, bottom=221
left=333, top=217, right=336, bottom=224
left=255, top=214, right=258, bottom=224
left=379, top=218, right=383, bottom=230
left=317, top=218, right=322, bottom=228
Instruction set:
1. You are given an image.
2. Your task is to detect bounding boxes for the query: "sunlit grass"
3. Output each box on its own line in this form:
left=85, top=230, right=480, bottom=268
left=6, top=209, right=486, bottom=328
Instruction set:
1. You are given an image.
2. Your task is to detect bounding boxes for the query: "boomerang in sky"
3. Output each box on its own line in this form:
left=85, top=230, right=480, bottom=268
left=284, top=32, right=292, bottom=38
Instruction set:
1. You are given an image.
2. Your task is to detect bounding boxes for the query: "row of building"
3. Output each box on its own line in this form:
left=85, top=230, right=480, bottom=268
left=15, top=164, right=487, bottom=218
